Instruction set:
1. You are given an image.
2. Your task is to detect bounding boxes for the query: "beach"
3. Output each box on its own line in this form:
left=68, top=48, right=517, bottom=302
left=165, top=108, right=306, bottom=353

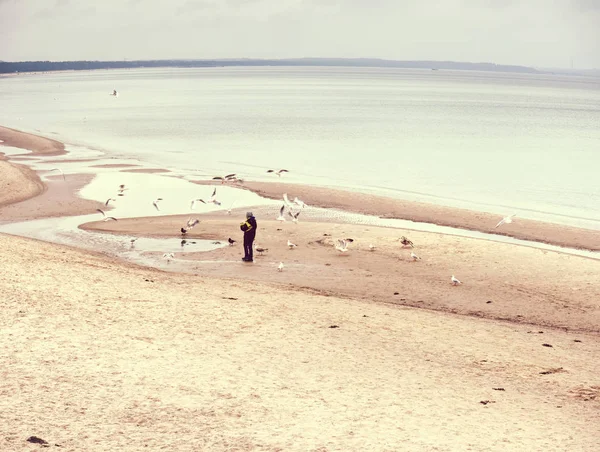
left=1, top=127, right=599, bottom=451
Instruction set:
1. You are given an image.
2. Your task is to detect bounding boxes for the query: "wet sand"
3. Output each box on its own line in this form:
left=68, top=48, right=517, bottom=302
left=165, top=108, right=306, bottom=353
left=194, top=180, right=600, bottom=252
left=1, top=125, right=599, bottom=451
left=0, top=125, right=66, bottom=156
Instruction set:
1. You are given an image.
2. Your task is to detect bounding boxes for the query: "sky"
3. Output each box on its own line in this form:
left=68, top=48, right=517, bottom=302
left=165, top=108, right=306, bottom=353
left=0, top=0, right=598, bottom=68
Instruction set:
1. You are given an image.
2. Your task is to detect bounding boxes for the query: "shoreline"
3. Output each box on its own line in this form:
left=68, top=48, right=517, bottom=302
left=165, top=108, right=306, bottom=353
left=194, top=180, right=600, bottom=252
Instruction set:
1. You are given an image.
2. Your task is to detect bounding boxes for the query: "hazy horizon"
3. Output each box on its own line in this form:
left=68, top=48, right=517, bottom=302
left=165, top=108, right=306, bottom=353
left=1, top=0, right=599, bottom=69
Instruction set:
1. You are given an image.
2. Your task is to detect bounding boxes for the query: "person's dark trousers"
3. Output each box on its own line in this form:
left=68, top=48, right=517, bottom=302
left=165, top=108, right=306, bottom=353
left=243, top=234, right=254, bottom=261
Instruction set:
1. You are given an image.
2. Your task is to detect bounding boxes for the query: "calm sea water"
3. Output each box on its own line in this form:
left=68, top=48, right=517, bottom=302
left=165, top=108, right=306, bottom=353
left=1, top=67, right=599, bottom=229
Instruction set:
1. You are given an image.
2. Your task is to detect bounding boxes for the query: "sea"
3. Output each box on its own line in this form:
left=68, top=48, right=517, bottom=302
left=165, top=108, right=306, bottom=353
left=1, top=66, right=599, bottom=230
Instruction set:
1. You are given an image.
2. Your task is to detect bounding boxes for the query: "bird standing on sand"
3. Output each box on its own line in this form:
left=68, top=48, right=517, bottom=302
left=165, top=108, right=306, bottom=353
left=152, top=198, right=163, bottom=211
left=411, top=251, right=421, bottom=261
left=278, top=262, right=284, bottom=272
left=495, top=214, right=516, bottom=228
left=451, top=275, right=462, bottom=286
left=276, top=205, right=287, bottom=222
left=228, top=238, right=236, bottom=246
left=129, top=238, right=138, bottom=248
left=369, top=244, right=376, bottom=251
left=268, top=169, right=289, bottom=177
left=399, top=236, right=414, bottom=248
left=254, top=244, right=268, bottom=255
left=287, top=239, right=297, bottom=249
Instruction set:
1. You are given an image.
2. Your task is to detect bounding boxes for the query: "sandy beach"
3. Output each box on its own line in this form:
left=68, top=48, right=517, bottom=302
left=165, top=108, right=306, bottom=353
left=1, top=126, right=599, bottom=451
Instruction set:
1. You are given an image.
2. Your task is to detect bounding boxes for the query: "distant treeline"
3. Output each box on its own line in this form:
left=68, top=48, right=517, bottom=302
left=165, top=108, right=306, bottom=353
left=0, top=58, right=541, bottom=74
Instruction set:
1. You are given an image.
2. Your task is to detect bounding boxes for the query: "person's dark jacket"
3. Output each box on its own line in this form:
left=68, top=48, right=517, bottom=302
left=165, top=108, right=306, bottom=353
left=240, top=216, right=257, bottom=239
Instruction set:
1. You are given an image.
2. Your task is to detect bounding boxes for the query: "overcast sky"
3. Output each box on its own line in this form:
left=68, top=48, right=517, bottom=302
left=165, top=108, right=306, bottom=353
left=0, top=0, right=598, bottom=68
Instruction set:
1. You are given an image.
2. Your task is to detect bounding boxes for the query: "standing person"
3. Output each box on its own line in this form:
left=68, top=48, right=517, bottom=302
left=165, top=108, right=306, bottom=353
left=240, top=211, right=257, bottom=262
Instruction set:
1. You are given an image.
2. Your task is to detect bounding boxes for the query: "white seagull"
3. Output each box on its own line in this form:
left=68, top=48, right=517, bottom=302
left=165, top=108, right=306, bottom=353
left=451, top=275, right=462, bottom=286
left=199, top=187, right=221, bottom=206
left=163, top=252, right=175, bottom=263
left=96, top=209, right=106, bottom=217
left=105, top=198, right=116, bottom=207
left=190, top=199, right=203, bottom=210
left=278, top=262, right=284, bottom=272
left=49, top=168, right=65, bottom=181
left=212, top=173, right=237, bottom=184
left=287, top=239, right=297, bottom=249
left=293, top=197, right=307, bottom=208
left=335, top=238, right=354, bottom=253
left=103, top=216, right=118, bottom=222
left=268, top=169, right=289, bottom=177
left=110, top=89, right=118, bottom=97
left=276, top=205, right=287, bottom=222
left=152, top=198, right=163, bottom=211
left=495, top=214, right=517, bottom=228
left=227, top=200, right=236, bottom=215
left=369, top=244, right=376, bottom=251
left=288, top=210, right=301, bottom=223
left=410, top=251, right=421, bottom=261
left=283, top=193, right=292, bottom=208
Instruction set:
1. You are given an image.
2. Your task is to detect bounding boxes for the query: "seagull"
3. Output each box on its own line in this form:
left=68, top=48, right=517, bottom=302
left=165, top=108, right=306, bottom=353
left=495, top=214, right=517, bottom=228
left=181, top=228, right=188, bottom=234
left=110, top=89, right=118, bottom=97
left=368, top=244, right=376, bottom=251
left=190, top=199, right=203, bottom=210
left=268, top=169, right=289, bottom=177
left=283, top=193, right=292, bottom=207
left=152, top=198, right=163, bottom=211
left=451, top=275, right=462, bottom=286
left=288, top=210, right=301, bottom=223
left=228, top=237, right=236, bottom=246
left=278, top=262, right=284, bottom=272
left=186, top=218, right=200, bottom=229
left=96, top=208, right=106, bottom=217
left=103, top=216, right=118, bottom=222
left=399, top=236, right=414, bottom=248
left=287, top=239, right=297, bottom=249
left=276, top=205, right=287, bottom=222
left=212, top=173, right=237, bottom=184
left=129, top=238, right=138, bottom=248
left=293, top=197, right=307, bottom=208
left=163, top=252, right=174, bottom=263
left=254, top=245, right=268, bottom=255
left=117, top=184, right=127, bottom=195
left=105, top=198, right=116, bottom=207
left=199, top=187, right=221, bottom=206
left=49, top=168, right=65, bottom=181
left=335, top=238, right=354, bottom=253
left=410, top=251, right=421, bottom=261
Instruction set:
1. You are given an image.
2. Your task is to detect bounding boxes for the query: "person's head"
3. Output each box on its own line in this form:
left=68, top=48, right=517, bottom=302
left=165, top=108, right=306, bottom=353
left=246, top=211, right=253, bottom=219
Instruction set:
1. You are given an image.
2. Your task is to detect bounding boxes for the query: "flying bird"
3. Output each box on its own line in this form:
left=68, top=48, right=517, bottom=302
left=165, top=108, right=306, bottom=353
left=199, top=187, right=221, bottom=206
left=163, top=252, right=175, bottom=263
left=283, top=193, right=292, bottom=207
left=451, top=275, right=462, bottom=286
left=105, top=198, right=116, bottom=207
left=152, top=198, right=163, bottom=211
left=293, top=197, right=307, bottom=208
left=335, top=238, right=354, bottom=253
left=268, top=169, right=289, bottom=177
left=495, top=214, right=517, bottom=228
left=278, top=262, right=284, bottom=272
left=288, top=210, right=301, bottom=223
left=228, top=238, right=236, bottom=246
left=187, top=218, right=200, bottom=229
left=96, top=209, right=106, bottom=217
left=49, top=168, right=65, bottom=181
left=399, top=236, right=414, bottom=248
left=117, top=184, right=127, bottom=195
left=190, top=199, right=202, bottom=210
left=287, top=239, right=297, bottom=249
left=110, top=89, right=118, bottom=97
left=276, top=205, right=287, bottom=222
left=410, top=252, right=421, bottom=261
left=227, top=200, right=236, bottom=215
left=103, top=216, right=118, bottom=222
left=212, top=173, right=237, bottom=184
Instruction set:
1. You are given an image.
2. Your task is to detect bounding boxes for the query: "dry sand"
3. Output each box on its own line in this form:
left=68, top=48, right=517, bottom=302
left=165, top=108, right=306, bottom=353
left=1, top=233, right=599, bottom=451
left=1, top=126, right=599, bottom=451
left=194, top=180, right=600, bottom=252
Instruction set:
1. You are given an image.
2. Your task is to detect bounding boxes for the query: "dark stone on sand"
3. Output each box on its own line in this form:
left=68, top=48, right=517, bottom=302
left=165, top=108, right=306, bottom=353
left=486, top=300, right=492, bottom=304
left=542, top=343, right=553, bottom=347
left=492, top=387, right=505, bottom=391
left=27, top=436, right=48, bottom=444
left=329, top=325, right=339, bottom=328
left=574, top=339, right=582, bottom=342
left=393, top=292, right=399, bottom=295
